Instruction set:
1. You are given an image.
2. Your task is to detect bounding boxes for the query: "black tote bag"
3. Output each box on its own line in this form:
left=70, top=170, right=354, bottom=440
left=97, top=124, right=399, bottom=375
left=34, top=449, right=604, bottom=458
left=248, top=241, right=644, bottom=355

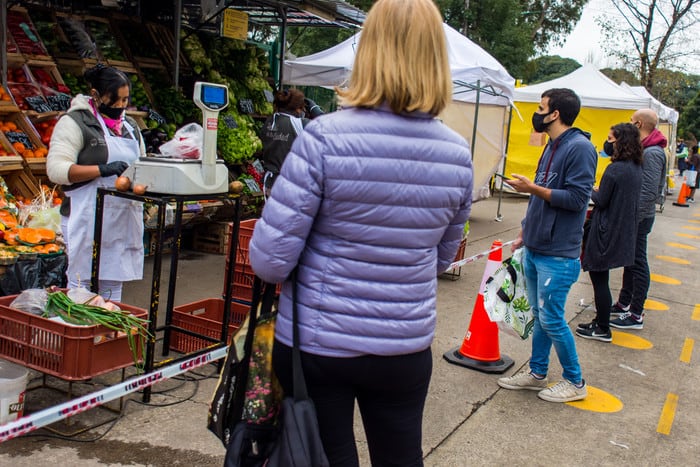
left=225, top=271, right=329, bottom=467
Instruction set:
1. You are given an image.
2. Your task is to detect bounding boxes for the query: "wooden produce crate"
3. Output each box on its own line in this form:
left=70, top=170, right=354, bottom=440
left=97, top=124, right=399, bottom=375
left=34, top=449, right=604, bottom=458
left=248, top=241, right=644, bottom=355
left=0, top=84, right=20, bottom=113
left=3, top=166, right=42, bottom=199
left=55, top=14, right=103, bottom=62
left=7, top=7, right=53, bottom=61
left=0, top=295, right=147, bottom=380
left=192, top=221, right=233, bottom=254
left=0, top=113, right=47, bottom=173
left=112, top=18, right=168, bottom=72
left=83, top=16, right=134, bottom=70
left=146, top=22, right=191, bottom=75
left=0, top=131, right=25, bottom=172
left=170, top=299, right=249, bottom=353
left=27, top=61, right=72, bottom=112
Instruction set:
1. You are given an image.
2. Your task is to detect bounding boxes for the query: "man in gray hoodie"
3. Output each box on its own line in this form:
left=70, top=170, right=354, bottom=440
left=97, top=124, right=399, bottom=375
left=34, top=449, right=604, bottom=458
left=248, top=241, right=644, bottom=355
left=610, top=109, right=667, bottom=330
left=497, top=88, right=597, bottom=403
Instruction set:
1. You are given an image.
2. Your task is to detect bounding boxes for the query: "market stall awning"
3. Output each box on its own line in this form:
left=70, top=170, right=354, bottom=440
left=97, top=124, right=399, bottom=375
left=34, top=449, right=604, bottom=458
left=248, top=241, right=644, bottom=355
left=186, top=0, right=366, bottom=30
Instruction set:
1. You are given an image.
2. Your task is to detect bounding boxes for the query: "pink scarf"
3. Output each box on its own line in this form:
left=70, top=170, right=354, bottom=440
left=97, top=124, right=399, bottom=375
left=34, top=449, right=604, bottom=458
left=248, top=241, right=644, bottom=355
left=90, top=99, right=123, bottom=136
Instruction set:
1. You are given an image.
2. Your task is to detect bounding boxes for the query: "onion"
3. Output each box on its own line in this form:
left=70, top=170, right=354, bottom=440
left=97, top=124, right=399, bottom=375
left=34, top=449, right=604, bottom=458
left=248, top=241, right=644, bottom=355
left=132, top=184, right=147, bottom=195
left=115, top=176, right=131, bottom=192
left=229, top=180, right=244, bottom=193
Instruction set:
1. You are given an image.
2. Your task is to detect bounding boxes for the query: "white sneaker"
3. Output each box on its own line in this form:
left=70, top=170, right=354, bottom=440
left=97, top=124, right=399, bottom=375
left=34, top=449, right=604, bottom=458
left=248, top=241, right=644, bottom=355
left=498, top=371, right=548, bottom=391
left=537, top=379, right=587, bottom=402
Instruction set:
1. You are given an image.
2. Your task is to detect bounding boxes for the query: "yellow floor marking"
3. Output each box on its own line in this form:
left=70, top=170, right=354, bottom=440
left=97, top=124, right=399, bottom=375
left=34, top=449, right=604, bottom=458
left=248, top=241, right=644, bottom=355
left=655, top=255, right=690, bottom=265
left=566, top=386, right=623, bottom=413
left=693, top=304, right=700, bottom=321
left=644, top=299, right=669, bottom=311
left=657, top=393, right=679, bottom=435
left=650, top=273, right=681, bottom=285
left=694, top=213, right=700, bottom=217
left=689, top=219, right=700, bottom=223
left=682, top=225, right=700, bottom=231
left=680, top=338, right=694, bottom=363
left=666, top=242, right=697, bottom=250
left=611, top=331, right=654, bottom=350
left=675, top=232, right=700, bottom=240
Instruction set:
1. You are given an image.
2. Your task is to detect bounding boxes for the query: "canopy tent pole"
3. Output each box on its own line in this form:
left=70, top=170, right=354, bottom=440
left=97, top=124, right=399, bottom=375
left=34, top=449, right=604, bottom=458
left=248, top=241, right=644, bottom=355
left=470, top=80, right=481, bottom=159
left=277, top=5, right=288, bottom=90
left=174, top=0, right=182, bottom=89
left=495, top=106, right=514, bottom=222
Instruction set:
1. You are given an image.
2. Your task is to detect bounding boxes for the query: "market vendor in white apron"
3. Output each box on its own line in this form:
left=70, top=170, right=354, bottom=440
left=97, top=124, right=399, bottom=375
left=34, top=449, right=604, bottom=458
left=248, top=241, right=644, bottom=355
left=47, top=65, right=146, bottom=302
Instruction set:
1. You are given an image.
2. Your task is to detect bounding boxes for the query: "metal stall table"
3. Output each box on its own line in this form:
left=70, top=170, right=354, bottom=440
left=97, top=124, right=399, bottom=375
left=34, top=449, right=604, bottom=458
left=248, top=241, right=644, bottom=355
left=91, top=187, right=241, bottom=402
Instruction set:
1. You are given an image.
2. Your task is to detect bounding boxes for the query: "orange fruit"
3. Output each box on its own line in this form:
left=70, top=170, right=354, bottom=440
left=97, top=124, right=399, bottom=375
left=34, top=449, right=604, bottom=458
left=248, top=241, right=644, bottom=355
left=12, top=142, right=25, bottom=152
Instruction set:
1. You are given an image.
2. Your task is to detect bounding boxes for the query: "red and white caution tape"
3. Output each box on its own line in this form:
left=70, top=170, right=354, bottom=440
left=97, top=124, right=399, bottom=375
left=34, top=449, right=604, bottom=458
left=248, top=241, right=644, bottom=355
left=445, top=239, right=517, bottom=272
left=0, top=346, right=229, bottom=443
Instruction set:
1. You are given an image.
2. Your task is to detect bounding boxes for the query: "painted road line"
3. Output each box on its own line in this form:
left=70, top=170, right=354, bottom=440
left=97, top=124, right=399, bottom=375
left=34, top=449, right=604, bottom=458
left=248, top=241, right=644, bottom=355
left=611, top=331, right=653, bottom=350
left=680, top=338, right=694, bottom=363
left=650, top=273, right=681, bottom=285
left=644, top=299, right=669, bottom=311
left=657, top=393, right=679, bottom=436
left=693, top=304, right=700, bottom=321
left=682, top=225, right=700, bottom=231
left=675, top=232, right=700, bottom=240
left=655, top=255, right=690, bottom=265
left=666, top=242, right=697, bottom=250
left=566, top=386, right=623, bottom=413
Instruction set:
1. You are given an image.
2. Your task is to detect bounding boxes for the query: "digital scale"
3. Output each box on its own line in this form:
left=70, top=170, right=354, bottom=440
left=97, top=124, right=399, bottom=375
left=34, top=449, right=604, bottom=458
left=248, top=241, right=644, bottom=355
left=122, top=82, right=230, bottom=194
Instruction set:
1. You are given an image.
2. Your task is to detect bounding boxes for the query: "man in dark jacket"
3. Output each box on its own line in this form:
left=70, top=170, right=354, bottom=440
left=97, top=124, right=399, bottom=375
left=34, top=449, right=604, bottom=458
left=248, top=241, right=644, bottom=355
left=497, top=88, right=597, bottom=403
left=610, top=109, right=667, bottom=330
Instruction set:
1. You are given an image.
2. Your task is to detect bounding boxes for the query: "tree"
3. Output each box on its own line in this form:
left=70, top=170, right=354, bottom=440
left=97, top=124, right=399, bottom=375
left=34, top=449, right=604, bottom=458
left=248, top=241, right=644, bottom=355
left=598, top=0, right=700, bottom=91
left=523, top=55, right=582, bottom=84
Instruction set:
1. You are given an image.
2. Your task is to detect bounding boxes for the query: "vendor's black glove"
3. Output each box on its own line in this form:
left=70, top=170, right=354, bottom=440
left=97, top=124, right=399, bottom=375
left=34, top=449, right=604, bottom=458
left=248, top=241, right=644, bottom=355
left=98, top=161, right=129, bottom=177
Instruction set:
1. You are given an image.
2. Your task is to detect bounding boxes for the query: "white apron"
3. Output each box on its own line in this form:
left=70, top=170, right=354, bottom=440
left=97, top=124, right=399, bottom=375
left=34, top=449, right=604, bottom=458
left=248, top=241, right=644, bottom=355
left=64, top=114, right=144, bottom=285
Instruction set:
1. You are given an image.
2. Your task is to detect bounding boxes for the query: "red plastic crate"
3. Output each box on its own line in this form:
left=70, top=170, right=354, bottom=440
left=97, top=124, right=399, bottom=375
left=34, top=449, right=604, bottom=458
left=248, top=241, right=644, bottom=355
left=225, top=218, right=257, bottom=264
left=170, top=299, right=249, bottom=353
left=0, top=295, right=147, bottom=381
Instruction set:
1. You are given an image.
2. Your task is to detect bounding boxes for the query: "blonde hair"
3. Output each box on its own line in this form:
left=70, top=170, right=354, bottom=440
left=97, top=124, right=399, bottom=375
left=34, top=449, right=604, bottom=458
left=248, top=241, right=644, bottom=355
left=337, top=0, right=451, bottom=116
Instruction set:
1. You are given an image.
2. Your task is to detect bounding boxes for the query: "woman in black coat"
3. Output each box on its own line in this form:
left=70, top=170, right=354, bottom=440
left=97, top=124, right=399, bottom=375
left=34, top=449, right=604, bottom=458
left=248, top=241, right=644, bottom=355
left=577, top=123, right=643, bottom=342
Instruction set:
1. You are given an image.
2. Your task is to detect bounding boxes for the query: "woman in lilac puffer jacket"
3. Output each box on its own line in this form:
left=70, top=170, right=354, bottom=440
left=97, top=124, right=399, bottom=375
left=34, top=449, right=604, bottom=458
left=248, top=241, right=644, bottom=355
left=249, top=0, right=473, bottom=464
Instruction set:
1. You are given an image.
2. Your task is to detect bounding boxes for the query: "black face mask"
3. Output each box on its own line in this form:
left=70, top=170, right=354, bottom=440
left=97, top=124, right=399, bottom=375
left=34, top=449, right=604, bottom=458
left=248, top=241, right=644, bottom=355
left=603, top=141, right=615, bottom=157
left=98, top=103, right=125, bottom=120
left=531, top=111, right=554, bottom=133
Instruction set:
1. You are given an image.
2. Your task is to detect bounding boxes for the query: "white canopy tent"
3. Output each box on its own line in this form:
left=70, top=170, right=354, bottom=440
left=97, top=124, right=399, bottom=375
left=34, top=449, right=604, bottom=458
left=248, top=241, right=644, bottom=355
left=283, top=23, right=516, bottom=202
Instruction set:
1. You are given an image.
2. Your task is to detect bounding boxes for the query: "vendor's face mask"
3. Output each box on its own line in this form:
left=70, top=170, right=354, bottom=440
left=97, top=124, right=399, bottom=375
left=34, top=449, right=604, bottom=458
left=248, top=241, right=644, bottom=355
left=98, top=103, right=126, bottom=120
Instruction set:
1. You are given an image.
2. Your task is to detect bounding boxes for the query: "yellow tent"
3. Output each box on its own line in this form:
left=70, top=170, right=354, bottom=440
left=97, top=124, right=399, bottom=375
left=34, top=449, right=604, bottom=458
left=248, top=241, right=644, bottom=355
left=506, top=65, right=656, bottom=184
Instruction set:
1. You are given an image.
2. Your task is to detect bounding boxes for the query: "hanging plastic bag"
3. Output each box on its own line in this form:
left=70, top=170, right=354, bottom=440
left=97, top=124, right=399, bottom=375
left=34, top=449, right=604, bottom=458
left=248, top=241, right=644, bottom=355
left=157, top=123, right=203, bottom=159
left=483, top=248, right=534, bottom=339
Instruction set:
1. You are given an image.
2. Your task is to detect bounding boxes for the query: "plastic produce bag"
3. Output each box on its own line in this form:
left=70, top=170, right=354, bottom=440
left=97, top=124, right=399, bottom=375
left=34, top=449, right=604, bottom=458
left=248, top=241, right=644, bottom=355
left=483, top=248, right=534, bottom=339
left=10, top=288, right=49, bottom=316
left=157, top=123, right=203, bottom=159
left=25, top=206, right=61, bottom=232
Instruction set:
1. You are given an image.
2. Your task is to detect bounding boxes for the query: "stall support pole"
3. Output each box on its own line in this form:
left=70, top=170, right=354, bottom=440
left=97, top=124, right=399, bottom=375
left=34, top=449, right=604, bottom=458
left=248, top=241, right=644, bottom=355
left=174, top=0, right=182, bottom=89
left=495, top=107, right=515, bottom=222
left=1, top=0, right=7, bottom=90
left=470, top=80, right=481, bottom=160
left=276, top=6, right=288, bottom=90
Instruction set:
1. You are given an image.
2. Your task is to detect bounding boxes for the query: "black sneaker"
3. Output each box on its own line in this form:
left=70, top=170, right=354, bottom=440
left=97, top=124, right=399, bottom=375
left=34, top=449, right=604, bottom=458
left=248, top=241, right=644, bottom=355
left=610, top=312, right=643, bottom=330
left=577, top=319, right=598, bottom=330
left=575, top=324, right=612, bottom=342
left=610, top=302, right=630, bottom=317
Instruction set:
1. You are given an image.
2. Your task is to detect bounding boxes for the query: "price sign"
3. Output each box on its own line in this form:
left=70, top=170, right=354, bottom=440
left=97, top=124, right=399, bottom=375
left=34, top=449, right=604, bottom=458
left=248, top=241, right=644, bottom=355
left=244, top=178, right=261, bottom=193
left=263, top=90, right=274, bottom=103
left=46, top=93, right=71, bottom=111
left=252, top=159, right=264, bottom=174
left=148, top=109, right=167, bottom=125
left=25, top=95, right=52, bottom=113
left=238, top=99, right=254, bottom=114
left=223, top=115, right=238, bottom=129
left=5, top=131, right=33, bottom=149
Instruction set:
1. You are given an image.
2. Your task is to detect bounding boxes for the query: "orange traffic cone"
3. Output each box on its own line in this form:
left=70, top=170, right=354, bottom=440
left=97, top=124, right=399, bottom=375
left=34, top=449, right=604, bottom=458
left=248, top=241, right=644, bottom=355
left=443, top=240, right=514, bottom=373
left=673, top=181, right=690, bottom=207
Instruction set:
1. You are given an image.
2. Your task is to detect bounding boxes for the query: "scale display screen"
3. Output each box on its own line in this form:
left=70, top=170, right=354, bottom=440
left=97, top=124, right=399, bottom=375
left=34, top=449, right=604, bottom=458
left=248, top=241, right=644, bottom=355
left=200, top=85, right=227, bottom=110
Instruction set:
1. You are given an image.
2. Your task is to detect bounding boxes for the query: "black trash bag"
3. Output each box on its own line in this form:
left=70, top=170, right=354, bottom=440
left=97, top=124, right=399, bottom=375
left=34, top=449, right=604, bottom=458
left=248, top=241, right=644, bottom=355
left=0, top=255, right=67, bottom=296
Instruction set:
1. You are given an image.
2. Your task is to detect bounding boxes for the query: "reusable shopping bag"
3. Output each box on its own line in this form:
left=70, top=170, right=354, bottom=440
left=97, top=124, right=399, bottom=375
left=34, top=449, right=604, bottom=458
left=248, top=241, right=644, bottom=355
left=483, top=248, right=534, bottom=339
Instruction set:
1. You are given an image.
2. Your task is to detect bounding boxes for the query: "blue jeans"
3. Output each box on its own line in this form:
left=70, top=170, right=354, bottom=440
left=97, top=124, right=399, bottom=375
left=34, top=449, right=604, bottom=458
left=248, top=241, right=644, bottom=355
left=618, top=216, right=655, bottom=316
left=523, top=248, right=582, bottom=384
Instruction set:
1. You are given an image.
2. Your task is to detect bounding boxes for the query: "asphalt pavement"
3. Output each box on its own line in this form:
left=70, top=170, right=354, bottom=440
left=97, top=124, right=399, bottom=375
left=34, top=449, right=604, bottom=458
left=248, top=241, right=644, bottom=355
left=1, top=186, right=699, bottom=466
